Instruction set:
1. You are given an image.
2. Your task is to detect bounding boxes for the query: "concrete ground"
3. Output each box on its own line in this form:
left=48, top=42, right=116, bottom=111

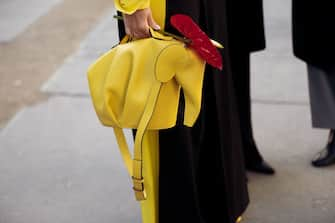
left=0, top=0, right=113, bottom=128
left=0, top=0, right=334, bottom=223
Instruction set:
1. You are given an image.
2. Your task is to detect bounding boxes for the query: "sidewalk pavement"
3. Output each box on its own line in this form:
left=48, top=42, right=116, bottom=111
left=0, top=0, right=335, bottom=223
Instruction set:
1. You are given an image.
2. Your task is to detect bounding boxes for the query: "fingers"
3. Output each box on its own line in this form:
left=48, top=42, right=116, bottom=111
left=124, top=11, right=149, bottom=39
left=147, top=11, right=160, bottom=30
left=123, top=8, right=160, bottom=40
left=132, top=24, right=150, bottom=39
left=125, top=22, right=150, bottom=39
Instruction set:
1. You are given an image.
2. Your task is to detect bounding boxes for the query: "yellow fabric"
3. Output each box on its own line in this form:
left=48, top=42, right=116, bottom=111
left=114, top=0, right=151, bottom=15
left=114, top=0, right=166, bottom=31
left=140, top=130, right=159, bottom=223
left=114, top=0, right=166, bottom=28
left=150, top=0, right=165, bottom=29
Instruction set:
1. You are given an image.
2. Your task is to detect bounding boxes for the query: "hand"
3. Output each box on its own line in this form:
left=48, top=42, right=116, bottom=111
left=123, top=8, right=160, bottom=39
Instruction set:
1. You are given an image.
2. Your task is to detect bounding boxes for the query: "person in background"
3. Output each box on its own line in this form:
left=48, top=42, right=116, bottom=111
left=226, top=0, right=275, bottom=174
left=292, top=0, right=335, bottom=167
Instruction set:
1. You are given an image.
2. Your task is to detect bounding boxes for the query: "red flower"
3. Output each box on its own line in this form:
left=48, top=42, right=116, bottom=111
left=170, top=14, right=223, bottom=70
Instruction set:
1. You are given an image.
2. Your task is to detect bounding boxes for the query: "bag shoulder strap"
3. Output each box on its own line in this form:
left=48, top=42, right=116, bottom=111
left=113, top=80, right=162, bottom=201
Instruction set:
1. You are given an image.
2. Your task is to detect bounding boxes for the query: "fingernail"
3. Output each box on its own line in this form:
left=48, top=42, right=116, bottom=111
left=154, top=24, right=161, bottom=30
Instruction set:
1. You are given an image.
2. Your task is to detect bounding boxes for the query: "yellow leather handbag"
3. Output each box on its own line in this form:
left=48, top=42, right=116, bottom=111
left=87, top=28, right=205, bottom=202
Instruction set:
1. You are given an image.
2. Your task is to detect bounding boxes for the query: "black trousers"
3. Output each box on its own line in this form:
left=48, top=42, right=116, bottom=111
left=230, top=51, right=263, bottom=166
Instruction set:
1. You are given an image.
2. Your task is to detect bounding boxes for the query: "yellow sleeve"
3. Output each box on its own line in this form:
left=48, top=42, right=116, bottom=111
left=114, top=0, right=151, bottom=14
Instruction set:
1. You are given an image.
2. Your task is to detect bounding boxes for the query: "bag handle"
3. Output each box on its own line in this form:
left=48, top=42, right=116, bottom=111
left=113, top=80, right=162, bottom=201
left=118, top=28, right=173, bottom=46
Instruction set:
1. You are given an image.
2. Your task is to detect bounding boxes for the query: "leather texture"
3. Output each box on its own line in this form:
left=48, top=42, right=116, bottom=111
left=87, top=28, right=205, bottom=203
left=103, top=1, right=165, bottom=222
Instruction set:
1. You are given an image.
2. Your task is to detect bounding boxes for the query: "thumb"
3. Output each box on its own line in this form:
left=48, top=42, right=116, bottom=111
left=147, top=12, right=160, bottom=30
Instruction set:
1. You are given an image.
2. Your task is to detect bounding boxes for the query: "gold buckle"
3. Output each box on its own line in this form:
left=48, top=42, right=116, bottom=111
left=132, top=176, right=147, bottom=201
left=133, top=188, right=147, bottom=201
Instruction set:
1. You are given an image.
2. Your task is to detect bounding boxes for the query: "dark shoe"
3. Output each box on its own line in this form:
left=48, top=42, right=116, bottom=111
left=311, top=130, right=335, bottom=167
left=246, top=160, right=275, bottom=175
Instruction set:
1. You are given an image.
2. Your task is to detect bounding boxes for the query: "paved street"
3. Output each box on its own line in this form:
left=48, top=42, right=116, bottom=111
left=1, top=0, right=335, bottom=223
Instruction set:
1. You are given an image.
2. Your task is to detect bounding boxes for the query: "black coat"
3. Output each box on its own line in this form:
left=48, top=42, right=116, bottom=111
left=292, top=0, right=335, bottom=71
left=160, top=1, right=249, bottom=223
left=227, top=0, right=266, bottom=53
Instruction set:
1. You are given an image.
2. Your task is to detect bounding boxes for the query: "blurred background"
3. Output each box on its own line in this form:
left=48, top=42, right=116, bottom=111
left=0, top=0, right=334, bottom=222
